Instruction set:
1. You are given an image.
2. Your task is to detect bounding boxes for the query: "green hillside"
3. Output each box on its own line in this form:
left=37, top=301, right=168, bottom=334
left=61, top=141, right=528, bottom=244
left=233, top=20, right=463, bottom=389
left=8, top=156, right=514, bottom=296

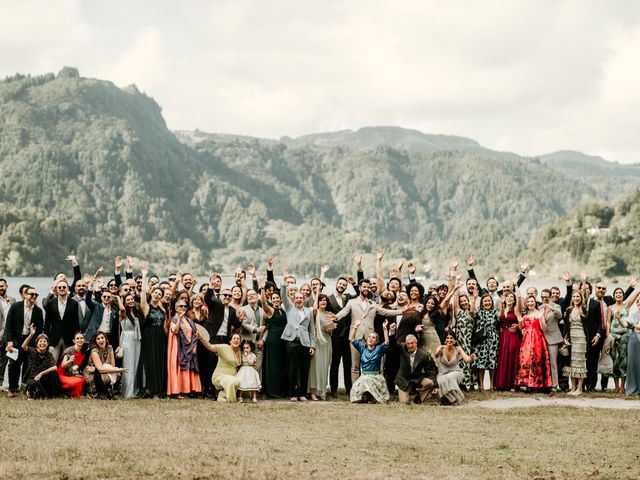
left=0, top=68, right=634, bottom=277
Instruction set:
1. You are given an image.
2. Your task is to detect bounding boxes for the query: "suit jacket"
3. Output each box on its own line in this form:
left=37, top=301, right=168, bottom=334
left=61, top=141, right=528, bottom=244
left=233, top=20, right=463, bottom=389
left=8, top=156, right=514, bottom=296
left=4, top=301, right=44, bottom=347
left=85, top=303, right=120, bottom=347
left=0, top=296, right=17, bottom=341
left=74, top=293, right=96, bottom=333
left=327, top=292, right=356, bottom=339
left=395, top=311, right=422, bottom=344
left=203, top=289, right=242, bottom=338
left=335, top=297, right=402, bottom=341
left=395, top=345, right=438, bottom=391
left=240, top=304, right=266, bottom=343
left=280, top=285, right=316, bottom=348
left=585, top=290, right=632, bottom=340
left=542, top=303, right=563, bottom=345
left=45, top=297, right=80, bottom=347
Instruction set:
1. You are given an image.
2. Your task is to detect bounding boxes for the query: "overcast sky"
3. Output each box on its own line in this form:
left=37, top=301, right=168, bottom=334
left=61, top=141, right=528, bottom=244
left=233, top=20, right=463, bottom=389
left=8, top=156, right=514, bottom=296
left=2, top=0, right=639, bottom=163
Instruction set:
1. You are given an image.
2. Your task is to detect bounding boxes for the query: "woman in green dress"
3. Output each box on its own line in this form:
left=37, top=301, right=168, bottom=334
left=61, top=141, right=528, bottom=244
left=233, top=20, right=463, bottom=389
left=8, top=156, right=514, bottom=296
left=607, top=287, right=640, bottom=393
left=260, top=281, right=288, bottom=398
left=198, top=332, right=242, bottom=402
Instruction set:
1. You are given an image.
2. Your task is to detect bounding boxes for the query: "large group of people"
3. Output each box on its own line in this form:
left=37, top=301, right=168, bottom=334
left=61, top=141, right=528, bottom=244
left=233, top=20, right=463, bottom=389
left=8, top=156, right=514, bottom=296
left=1, top=251, right=640, bottom=404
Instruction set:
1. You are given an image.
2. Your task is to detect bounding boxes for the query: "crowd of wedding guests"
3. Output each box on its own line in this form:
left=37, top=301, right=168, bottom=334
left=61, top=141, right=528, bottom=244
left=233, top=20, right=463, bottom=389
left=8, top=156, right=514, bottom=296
left=1, top=252, right=640, bottom=404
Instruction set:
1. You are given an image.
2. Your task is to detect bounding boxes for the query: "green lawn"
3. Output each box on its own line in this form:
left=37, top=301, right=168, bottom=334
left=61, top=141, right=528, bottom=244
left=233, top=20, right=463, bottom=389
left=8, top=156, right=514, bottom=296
left=1, top=393, right=638, bottom=479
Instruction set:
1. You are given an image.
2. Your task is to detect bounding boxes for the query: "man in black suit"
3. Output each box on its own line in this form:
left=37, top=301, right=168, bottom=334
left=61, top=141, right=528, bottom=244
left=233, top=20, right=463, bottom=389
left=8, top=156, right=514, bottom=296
left=72, top=278, right=95, bottom=334
left=84, top=290, right=120, bottom=349
left=327, top=276, right=358, bottom=397
left=585, top=280, right=635, bottom=391
left=44, top=279, right=80, bottom=362
left=395, top=334, right=438, bottom=404
left=0, top=278, right=17, bottom=386
left=202, top=284, right=243, bottom=397
left=5, top=286, right=44, bottom=397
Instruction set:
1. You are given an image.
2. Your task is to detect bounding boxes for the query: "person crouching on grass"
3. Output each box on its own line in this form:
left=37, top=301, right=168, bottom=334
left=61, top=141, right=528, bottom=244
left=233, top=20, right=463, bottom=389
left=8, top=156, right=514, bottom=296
left=21, top=324, right=60, bottom=399
left=349, top=319, right=396, bottom=403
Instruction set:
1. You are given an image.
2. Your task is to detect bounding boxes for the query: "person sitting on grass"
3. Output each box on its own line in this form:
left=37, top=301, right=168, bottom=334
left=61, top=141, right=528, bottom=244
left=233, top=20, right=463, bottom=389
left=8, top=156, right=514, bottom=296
left=82, top=331, right=127, bottom=399
left=57, top=331, right=89, bottom=398
left=21, top=324, right=60, bottom=399
left=349, top=319, right=396, bottom=404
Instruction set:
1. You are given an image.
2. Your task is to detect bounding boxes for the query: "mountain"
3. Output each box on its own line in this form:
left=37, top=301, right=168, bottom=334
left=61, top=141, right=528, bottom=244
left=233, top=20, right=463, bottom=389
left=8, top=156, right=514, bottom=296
left=0, top=67, right=635, bottom=278
left=538, top=150, right=640, bottom=177
left=528, top=189, right=640, bottom=278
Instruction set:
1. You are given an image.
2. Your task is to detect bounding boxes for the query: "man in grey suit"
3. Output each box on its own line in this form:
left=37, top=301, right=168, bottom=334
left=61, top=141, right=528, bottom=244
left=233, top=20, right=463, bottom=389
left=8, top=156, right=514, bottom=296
left=281, top=284, right=316, bottom=401
left=335, top=278, right=404, bottom=384
left=239, top=289, right=267, bottom=381
left=541, top=289, right=563, bottom=392
left=0, top=278, right=17, bottom=387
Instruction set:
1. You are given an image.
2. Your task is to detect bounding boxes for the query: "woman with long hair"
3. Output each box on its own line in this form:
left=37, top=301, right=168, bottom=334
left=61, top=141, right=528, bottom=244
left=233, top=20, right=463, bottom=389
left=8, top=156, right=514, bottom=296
left=473, top=293, right=500, bottom=392
left=166, top=299, right=201, bottom=398
left=308, top=293, right=336, bottom=400
left=435, top=331, right=476, bottom=405
left=139, top=266, right=168, bottom=398
left=117, top=293, right=142, bottom=398
left=452, top=283, right=475, bottom=390
left=494, top=290, right=522, bottom=391
left=516, top=295, right=552, bottom=391
left=607, top=287, right=640, bottom=393
left=83, top=331, right=127, bottom=398
left=563, top=288, right=589, bottom=395
left=57, top=331, right=88, bottom=398
left=259, top=280, right=289, bottom=398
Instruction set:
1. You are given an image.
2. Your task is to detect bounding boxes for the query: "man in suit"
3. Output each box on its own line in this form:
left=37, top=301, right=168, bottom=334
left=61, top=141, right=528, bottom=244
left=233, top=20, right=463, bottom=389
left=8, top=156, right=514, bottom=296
left=540, top=289, right=564, bottom=392
left=73, top=278, right=96, bottom=333
left=585, top=281, right=634, bottom=391
left=281, top=284, right=316, bottom=401
left=44, top=279, right=80, bottom=362
left=239, top=289, right=267, bottom=380
left=5, top=286, right=44, bottom=397
left=334, top=278, right=403, bottom=385
left=327, top=276, right=358, bottom=397
left=84, top=290, right=120, bottom=349
left=0, top=278, right=17, bottom=386
left=395, top=334, right=438, bottom=404
left=202, top=284, right=243, bottom=397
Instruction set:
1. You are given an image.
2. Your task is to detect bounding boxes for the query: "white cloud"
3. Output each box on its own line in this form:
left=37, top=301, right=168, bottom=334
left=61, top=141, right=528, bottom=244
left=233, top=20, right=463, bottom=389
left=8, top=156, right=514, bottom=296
left=1, top=0, right=640, bottom=162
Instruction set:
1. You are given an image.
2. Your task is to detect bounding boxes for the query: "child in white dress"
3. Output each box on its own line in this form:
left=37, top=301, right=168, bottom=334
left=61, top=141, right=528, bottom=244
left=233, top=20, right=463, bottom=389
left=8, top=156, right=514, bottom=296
left=237, top=341, right=261, bottom=403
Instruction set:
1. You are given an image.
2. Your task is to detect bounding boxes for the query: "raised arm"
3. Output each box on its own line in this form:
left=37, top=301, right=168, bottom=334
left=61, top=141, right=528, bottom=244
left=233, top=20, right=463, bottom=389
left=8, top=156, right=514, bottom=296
left=259, top=277, right=274, bottom=318
left=376, top=249, right=384, bottom=295
left=140, top=266, right=149, bottom=318
left=22, top=324, right=36, bottom=351
left=117, top=295, right=126, bottom=321
left=625, top=285, right=640, bottom=312
left=382, top=320, right=390, bottom=345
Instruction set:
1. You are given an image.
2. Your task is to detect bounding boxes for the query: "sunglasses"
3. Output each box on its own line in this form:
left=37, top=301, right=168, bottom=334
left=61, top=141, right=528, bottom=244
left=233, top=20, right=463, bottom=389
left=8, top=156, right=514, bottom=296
left=108, top=284, right=117, bottom=288
left=176, top=304, right=187, bottom=309
left=57, top=285, right=68, bottom=290
left=596, top=286, right=607, bottom=291
left=27, top=292, right=39, bottom=298
left=221, top=294, right=232, bottom=298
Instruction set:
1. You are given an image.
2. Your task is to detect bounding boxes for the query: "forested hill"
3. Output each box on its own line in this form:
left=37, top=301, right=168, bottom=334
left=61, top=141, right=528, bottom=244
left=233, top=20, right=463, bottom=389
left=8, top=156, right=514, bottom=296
left=0, top=68, right=636, bottom=277
left=528, top=189, right=640, bottom=278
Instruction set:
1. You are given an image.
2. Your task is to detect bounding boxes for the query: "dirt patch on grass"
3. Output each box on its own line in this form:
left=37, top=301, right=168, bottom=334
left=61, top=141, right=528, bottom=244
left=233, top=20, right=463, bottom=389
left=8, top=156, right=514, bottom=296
left=468, top=396, right=640, bottom=410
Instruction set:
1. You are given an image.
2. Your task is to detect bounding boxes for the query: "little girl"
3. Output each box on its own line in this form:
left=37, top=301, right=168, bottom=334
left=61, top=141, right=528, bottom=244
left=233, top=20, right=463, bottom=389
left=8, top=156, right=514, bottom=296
left=237, top=341, right=261, bottom=403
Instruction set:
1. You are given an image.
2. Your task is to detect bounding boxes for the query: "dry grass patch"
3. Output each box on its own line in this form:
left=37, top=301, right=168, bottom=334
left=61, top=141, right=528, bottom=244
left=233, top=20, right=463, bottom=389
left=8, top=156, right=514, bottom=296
left=1, top=395, right=638, bottom=479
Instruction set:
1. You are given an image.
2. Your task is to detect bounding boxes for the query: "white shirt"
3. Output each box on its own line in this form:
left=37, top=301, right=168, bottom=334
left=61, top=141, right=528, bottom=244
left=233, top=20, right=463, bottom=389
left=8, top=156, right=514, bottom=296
left=98, top=305, right=111, bottom=333
left=22, top=304, right=33, bottom=334
left=58, top=297, right=68, bottom=318
left=1, top=297, right=11, bottom=318
left=216, top=306, right=229, bottom=337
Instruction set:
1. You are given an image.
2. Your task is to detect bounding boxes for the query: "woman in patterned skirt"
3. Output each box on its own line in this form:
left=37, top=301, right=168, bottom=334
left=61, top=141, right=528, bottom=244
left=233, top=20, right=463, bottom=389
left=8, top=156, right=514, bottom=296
left=608, top=288, right=640, bottom=393
left=562, top=289, right=588, bottom=395
left=452, top=283, right=475, bottom=390
left=473, top=294, right=500, bottom=391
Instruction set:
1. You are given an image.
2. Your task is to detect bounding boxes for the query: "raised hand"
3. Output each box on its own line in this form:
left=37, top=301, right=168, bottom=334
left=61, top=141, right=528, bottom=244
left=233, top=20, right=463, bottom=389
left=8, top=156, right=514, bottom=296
left=247, top=263, right=256, bottom=277
left=520, top=259, right=529, bottom=273
left=267, top=254, right=277, bottom=268
left=561, top=271, right=571, bottom=283
left=450, top=256, right=460, bottom=271
left=382, top=319, right=388, bottom=329
left=407, top=262, right=416, bottom=275
left=353, top=254, right=363, bottom=269
left=127, top=256, right=135, bottom=270
left=346, top=274, right=356, bottom=284
left=141, top=265, right=149, bottom=277
left=389, top=323, right=397, bottom=334
left=115, top=256, right=123, bottom=270
left=396, top=259, right=405, bottom=272
left=630, top=276, right=638, bottom=288
left=466, top=253, right=475, bottom=267
left=257, top=276, right=265, bottom=289
left=376, top=250, right=384, bottom=261
left=234, top=265, right=243, bottom=275
left=66, top=254, right=77, bottom=264
left=321, top=264, right=330, bottom=274
left=95, top=266, right=104, bottom=277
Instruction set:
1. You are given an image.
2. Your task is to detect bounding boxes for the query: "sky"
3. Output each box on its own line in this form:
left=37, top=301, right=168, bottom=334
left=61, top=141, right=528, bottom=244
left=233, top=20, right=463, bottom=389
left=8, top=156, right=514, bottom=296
left=2, top=0, right=639, bottom=163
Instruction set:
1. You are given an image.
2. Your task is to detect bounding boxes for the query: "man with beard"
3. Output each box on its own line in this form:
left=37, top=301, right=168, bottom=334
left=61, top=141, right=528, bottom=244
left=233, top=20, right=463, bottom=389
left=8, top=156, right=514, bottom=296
left=44, top=279, right=79, bottom=362
left=0, top=278, right=17, bottom=388
left=73, top=278, right=95, bottom=334
left=327, top=276, right=358, bottom=397
left=335, top=279, right=404, bottom=386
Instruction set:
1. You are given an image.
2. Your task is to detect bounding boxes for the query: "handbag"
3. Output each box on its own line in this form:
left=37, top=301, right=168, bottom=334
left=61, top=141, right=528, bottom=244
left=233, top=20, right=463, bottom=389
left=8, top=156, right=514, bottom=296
left=471, top=327, right=486, bottom=347
left=115, top=346, right=124, bottom=359
left=597, top=352, right=613, bottom=375
left=559, top=343, right=570, bottom=357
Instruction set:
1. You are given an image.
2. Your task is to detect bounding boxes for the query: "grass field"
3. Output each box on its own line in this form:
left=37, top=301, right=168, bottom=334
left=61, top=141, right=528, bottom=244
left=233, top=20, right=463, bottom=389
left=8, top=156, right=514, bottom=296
left=1, top=393, right=638, bottom=479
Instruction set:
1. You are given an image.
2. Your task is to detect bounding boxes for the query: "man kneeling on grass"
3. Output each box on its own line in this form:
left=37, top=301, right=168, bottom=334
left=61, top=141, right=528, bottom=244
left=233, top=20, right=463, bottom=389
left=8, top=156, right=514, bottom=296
left=349, top=319, right=396, bottom=403
left=394, top=334, right=438, bottom=404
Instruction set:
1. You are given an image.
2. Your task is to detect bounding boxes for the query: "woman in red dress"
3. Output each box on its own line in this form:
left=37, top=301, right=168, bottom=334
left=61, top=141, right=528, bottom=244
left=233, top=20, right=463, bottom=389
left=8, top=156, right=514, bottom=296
left=57, top=332, right=88, bottom=398
left=516, top=295, right=552, bottom=390
left=494, top=291, right=522, bottom=391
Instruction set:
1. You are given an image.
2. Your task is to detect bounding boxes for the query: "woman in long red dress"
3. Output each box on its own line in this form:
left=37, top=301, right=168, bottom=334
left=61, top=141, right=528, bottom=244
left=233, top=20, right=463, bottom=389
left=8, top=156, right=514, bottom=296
left=166, top=300, right=201, bottom=398
left=494, top=291, right=522, bottom=391
left=57, top=332, right=88, bottom=398
left=516, top=295, right=552, bottom=391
